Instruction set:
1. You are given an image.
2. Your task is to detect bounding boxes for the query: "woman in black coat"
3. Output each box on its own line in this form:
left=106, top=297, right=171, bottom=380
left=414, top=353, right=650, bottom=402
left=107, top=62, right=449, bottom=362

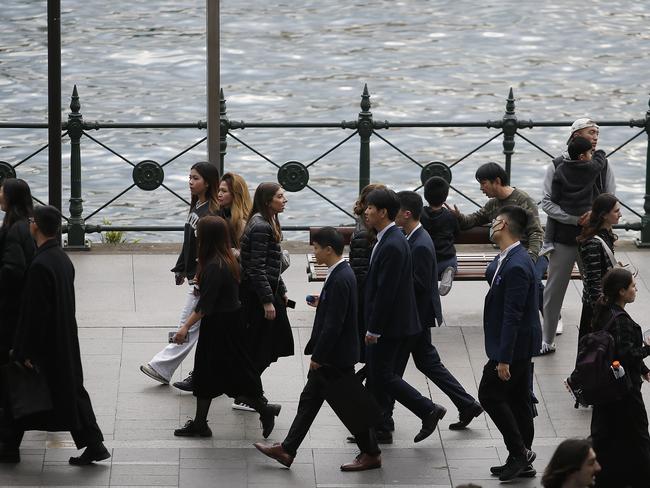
left=172, top=216, right=280, bottom=438
left=0, top=178, right=35, bottom=363
left=576, top=193, right=621, bottom=339
left=239, top=183, right=294, bottom=376
left=590, top=267, right=650, bottom=488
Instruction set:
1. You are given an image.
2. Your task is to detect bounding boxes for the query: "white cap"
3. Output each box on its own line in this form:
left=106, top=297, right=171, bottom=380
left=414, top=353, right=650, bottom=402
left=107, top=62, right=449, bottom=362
left=567, top=118, right=599, bottom=144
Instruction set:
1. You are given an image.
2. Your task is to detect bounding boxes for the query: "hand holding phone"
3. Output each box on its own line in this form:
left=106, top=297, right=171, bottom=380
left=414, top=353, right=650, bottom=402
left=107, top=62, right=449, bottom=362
left=306, top=294, right=319, bottom=307
left=286, top=299, right=296, bottom=309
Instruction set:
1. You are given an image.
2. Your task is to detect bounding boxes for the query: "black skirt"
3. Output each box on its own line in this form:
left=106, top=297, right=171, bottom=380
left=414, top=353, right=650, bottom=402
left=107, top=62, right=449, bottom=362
left=240, top=283, right=294, bottom=372
left=192, top=308, right=263, bottom=400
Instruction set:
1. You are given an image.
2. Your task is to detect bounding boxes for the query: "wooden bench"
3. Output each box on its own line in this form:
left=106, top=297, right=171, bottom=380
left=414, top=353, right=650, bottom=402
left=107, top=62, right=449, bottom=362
left=306, top=226, right=581, bottom=282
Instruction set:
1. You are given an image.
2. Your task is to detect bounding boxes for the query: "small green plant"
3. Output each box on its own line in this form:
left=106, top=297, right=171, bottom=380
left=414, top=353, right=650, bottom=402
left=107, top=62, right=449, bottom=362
left=101, top=218, right=126, bottom=244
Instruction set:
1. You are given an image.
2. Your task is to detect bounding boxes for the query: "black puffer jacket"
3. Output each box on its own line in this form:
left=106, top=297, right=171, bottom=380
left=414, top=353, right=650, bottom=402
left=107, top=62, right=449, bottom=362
left=349, top=220, right=374, bottom=288
left=240, top=213, right=286, bottom=304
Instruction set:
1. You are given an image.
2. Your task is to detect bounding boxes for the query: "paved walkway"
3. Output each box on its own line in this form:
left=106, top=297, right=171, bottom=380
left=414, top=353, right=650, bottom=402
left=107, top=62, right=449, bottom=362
left=2, top=244, right=650, bottom=487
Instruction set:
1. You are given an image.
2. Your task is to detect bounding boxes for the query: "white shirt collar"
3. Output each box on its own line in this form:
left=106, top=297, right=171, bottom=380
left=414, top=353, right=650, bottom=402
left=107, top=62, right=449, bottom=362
left=499, top=241, right=521, bottom=261
left=375, top=221, right=396, bottom=243
left=325, top=258, right=346, bottom=283
left=405, top=223, right=422, bottom=241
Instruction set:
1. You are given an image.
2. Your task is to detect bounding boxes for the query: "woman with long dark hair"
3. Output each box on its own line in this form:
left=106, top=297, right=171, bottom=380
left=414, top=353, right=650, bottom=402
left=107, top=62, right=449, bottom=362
left=576, top=193, right=621, bottom=339
left=171, top=216, right=280, bottom=438
left=235, top=182, right=294, bottom=410
left=218, top=172, right=252, bottom=248
left=589, top=267, right=650, bottom=487
left=0, top=178, right=35, bottom=362
left=541, top=438, right=601, bottom=488
left=140, top=162, right=220, bottom=385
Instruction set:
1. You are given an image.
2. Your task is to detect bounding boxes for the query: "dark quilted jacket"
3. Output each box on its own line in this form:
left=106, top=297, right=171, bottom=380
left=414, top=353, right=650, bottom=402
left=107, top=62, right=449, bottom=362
left=349, top=222, right=374, bottom=288
left=240, top=213, right=286, bottom=304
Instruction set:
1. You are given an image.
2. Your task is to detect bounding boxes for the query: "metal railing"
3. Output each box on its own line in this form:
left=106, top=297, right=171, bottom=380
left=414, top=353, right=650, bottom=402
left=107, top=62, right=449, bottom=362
left=1, top=85, right=649, bottom=247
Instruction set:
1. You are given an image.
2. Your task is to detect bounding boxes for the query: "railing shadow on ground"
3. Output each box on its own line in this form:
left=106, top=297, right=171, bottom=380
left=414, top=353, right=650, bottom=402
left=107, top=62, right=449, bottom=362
left=0, top=85, right=649, bottom=248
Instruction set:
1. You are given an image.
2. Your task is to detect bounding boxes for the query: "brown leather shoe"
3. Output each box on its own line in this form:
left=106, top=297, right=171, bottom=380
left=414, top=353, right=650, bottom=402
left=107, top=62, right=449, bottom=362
left=340, top=453, right=382, bottom=472
left=253, top=442, right=294, bottom=468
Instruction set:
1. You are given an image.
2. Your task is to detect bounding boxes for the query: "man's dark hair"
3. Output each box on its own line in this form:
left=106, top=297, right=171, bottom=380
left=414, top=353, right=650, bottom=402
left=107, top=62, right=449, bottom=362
left=33, top=205, right=61, bottom=238
left=568, top=136, right=592, bottom=161
left=423, top=176, right=449, bottom=206
left=397, top=191, right=423, bottom=220
left=366, top=188, right=400, bottom=221
left=496, top=205, right=528, bottom=239
left=311, top=226, right=345, bottom=256
left=475, top=162, right=509, bottom=186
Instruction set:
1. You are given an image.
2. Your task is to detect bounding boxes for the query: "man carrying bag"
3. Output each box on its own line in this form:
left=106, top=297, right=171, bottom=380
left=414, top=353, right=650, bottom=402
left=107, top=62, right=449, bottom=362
left=254, top=227, right=382, bottom=472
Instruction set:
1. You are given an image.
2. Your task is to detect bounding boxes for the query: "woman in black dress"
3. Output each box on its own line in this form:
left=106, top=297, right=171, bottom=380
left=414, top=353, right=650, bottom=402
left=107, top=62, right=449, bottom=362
left=172, top=216, right=280, bottom=438
left=590, top=267, right=650, bottom=487
left=0, top=178, right=35, bottom=363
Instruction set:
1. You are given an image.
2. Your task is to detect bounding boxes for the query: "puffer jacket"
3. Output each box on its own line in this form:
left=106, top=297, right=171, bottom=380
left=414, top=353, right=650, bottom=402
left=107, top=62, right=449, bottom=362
left=240, top=213, right=286, bottom=304
left=349, top=220, right=374, bottom=288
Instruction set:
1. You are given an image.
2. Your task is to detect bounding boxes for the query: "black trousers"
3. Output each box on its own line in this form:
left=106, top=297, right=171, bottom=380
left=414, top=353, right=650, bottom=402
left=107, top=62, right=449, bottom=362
left=366, top=335, right=436, bottom=430
left=578, top=301, right=594, bottom=340
left=282, top=366, right=380, bottom=457
left=592, top=384, right=650, bottom=488
left=478, top=359, right=534, bottom=457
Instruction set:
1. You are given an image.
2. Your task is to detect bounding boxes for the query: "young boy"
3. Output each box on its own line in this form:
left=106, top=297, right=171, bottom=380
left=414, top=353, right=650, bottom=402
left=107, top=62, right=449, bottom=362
left=420, top=176, right=459, bottom=296
left=551, top=136, right=607, bottom=219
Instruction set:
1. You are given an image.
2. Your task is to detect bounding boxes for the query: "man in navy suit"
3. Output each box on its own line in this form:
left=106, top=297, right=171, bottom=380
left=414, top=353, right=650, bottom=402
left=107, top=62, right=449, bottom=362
left=362, top=188, right=447, bottom=444
left=393, top=191, right=483, bottom=430
left=254, top=227, right=381, bottom=472
left=478, top=206, right=542, bottom=482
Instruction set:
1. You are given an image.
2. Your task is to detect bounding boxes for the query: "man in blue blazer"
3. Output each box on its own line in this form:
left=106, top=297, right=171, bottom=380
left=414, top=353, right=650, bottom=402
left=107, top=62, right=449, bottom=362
left=362, top=188, right=447, bottom=444
left=394, top=191, right=483, bottom=430
left=254, top=227, right=381, bottom=472
left=478, top=206, right=542, bottom=482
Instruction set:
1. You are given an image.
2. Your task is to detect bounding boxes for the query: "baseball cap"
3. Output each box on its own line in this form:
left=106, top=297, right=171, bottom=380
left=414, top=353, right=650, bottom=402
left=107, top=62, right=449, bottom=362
left=567, top=118, right=599, bottom=144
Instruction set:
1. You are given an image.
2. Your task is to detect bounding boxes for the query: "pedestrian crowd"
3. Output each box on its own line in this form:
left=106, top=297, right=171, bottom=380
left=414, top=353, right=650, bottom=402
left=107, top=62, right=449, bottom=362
left=0, top=118, right=648, bottom=487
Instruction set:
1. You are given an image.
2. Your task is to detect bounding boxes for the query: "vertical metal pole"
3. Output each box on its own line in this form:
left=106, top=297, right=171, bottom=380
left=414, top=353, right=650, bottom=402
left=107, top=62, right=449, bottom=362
left=207, top=0, right=221, bottom=175
left=358, top=84, right=372, bottom=193
left=502, top=87, right=517, bottom=183
left=638, top=97, right=650, bottom=247
left=47, top=0, right=62, bottom=216
left=220, top=89, right=228, bottom=170
left=66, top=86, right=87, bottom=249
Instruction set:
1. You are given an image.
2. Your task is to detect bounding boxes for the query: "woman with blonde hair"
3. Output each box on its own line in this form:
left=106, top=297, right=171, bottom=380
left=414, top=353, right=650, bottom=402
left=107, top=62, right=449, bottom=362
left=218, top=172, right=252, bottom=247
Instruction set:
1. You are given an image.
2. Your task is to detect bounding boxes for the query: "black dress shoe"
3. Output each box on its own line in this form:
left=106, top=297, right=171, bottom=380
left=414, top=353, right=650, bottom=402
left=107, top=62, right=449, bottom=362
left=174, top=419, right=212, bottom=437
left=69, top=443, right=111, bottom=466
left=260, top=403, right=281, bottom=438
left=0, top=446, right=20, bottom=463
left=414, top=406, right=447, bottom=443
left=172, top=371, right=193, bottom=392
left=346, top=430, right=393, bottom=444
left=449, top=402, right=483, bottom=430
left=498, top=449, right=536, bottom=482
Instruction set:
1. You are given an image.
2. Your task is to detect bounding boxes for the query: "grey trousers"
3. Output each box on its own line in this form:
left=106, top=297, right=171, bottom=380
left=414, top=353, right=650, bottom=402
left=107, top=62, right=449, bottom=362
left=542, top=242, right=582, bottom=344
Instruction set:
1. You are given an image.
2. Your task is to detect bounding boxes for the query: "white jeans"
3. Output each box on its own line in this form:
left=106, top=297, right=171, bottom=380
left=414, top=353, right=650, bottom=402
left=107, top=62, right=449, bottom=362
left=148, top=284, right=201, bottom=382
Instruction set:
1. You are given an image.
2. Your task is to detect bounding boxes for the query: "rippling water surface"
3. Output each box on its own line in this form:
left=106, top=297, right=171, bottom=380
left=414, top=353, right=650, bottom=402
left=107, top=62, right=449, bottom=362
left=1, top=1, right=649, bottom=241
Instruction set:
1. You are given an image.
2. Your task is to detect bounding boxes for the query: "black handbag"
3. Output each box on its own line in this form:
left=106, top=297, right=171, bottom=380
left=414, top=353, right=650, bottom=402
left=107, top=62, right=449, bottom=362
left=320, top=368, right=383, bottom=435
left=1, top=361, right=53, bottom=419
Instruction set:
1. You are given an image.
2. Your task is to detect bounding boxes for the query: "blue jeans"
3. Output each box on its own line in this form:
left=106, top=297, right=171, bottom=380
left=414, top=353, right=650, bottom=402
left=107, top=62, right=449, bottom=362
left=437, top=256, right=458, bottom=280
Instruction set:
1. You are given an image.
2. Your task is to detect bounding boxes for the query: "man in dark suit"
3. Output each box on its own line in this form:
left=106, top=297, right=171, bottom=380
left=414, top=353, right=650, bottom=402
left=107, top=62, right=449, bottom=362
left=394, top=191, right=483, bottom=430
left=254, top=227, right=381, bottom=472
left=478, top=205, right=542, bottom=482
left=362, top=188, right=446, bottom=445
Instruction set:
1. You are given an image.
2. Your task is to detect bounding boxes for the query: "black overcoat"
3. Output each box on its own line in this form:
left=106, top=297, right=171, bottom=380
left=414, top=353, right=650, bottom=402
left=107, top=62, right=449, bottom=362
left=11, top=239, right=92, bottom=432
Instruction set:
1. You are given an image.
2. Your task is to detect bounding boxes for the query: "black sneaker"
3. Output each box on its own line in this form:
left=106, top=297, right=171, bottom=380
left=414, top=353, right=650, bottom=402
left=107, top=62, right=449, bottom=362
left=491, top=458, right=536, bottom=478
left=173, top=371, right=193, bottom=392
left=498, top=449, right=536, bottom=482
left=174, top=419, right=212, bottom=437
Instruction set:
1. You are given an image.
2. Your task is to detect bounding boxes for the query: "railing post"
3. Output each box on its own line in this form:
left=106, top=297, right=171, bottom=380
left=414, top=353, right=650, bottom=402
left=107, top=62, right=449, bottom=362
left=502, top=87, right=517, bottom=182
left=66, top=85, right=87, bottom=249
left=219, top=88, right=227, bottom=176
left=638, top=96, right=650, bottom=247
left=358, top=84, right=373, bottom=193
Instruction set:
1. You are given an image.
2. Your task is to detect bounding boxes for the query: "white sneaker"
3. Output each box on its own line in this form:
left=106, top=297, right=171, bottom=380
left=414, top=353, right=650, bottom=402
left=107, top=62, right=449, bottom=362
left=232, top=399, right=256, bottom=412
left=539, top=342, right=556, bottom=355
left=439, top=266, right=455, bottom=296
left=556, top=319, right=564, bottom=335
left=139, top=364, right=169, bottom=385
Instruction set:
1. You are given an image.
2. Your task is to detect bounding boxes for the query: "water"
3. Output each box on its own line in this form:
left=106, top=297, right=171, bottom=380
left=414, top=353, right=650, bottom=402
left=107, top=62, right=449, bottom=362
left=1, top=0, right=649, bottom=241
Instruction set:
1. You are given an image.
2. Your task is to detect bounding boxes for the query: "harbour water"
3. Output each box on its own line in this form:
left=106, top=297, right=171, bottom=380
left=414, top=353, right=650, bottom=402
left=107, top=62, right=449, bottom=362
left=1, top=0, right=649, bottom=241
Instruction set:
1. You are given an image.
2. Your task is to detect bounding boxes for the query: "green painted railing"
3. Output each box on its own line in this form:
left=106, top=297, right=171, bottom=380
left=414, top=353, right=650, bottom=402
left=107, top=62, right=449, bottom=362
left=0, top=85, right=648, bottom=247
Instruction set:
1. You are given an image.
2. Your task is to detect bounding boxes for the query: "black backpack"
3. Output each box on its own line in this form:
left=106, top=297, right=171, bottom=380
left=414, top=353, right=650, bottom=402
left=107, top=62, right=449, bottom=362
left=565, top=309, right=630, bottom=408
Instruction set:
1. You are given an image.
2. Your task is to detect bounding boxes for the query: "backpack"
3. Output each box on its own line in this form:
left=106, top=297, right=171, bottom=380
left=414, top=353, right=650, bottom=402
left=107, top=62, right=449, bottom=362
left=564, top=309, right=631, bottom=408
